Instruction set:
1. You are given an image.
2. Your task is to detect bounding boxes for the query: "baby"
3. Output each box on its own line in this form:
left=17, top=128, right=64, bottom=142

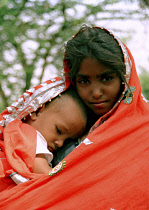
left=24, top=88, right=87, bottom=174
left=0, top=80, right=87, bottom=187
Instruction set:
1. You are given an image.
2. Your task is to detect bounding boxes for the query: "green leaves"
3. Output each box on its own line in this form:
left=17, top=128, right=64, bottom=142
left=139, top=68, right=149, bottom=100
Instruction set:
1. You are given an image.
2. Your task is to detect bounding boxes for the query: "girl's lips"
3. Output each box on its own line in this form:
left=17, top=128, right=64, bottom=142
left=93, top=103, right=105, bottom=108
left=90, top=101, right=107, bottom=104
left=90, top=101, right=107, bottom=108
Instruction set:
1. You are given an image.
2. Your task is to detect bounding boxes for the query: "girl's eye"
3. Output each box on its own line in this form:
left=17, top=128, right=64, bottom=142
left=56, top=127, right=61, bottom=134
left=101, top=75, right=113, bottom=82
left=77, top=78, right=90, bottom=85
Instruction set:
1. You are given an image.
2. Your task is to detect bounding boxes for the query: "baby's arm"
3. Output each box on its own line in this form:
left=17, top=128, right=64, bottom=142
left=32, top=154, right=52, bottom=174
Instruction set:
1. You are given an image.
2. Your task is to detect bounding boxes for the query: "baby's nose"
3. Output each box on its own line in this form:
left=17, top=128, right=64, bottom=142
left=55, top=139, right=64, bottom=148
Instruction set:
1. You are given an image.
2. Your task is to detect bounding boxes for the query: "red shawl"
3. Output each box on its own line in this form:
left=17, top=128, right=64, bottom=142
left=0, top=40, right=148, bottom=209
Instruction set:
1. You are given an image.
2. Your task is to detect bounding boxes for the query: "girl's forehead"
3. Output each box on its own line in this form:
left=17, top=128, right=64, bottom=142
left=76, top=57, right=114, bottom=76
left=76, top=70, right=115, bottom=77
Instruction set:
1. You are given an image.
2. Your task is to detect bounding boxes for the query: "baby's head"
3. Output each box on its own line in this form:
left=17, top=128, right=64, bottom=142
left=25, top=88, right=87, bottom=152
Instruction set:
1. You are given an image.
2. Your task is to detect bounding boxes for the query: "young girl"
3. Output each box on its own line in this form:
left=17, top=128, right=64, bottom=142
left=0, top=78, right=87, bottom=186
left=0, top=26, right=148, bottom=209
left=52, top=25, right=149, bottom=208
left=52, top=25, right=146, bottom=165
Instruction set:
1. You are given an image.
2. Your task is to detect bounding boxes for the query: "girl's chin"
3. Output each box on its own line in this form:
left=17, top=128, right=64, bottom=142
left=90, top=107, right=109, bottom=116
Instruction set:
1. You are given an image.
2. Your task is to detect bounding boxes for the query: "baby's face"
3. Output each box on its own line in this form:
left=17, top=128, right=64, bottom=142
left=32, top=95, right=86, bottom=153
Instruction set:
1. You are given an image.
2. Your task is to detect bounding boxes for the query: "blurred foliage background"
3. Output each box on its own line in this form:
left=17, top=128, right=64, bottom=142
left=0, top=0, right=149, bottom=112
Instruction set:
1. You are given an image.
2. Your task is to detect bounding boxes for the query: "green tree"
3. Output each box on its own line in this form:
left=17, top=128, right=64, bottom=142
left=139, top=68, right=149, bottom=100
left=0, top=0, right=149, bottom=112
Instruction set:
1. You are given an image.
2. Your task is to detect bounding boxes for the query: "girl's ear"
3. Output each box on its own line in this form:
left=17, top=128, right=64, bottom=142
left=30, top=104, right=46, bottom=121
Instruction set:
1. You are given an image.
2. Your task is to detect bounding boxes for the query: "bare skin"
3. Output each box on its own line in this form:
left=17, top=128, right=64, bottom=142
left=75, top=57, right=122, bottom=140
left=26, top=95, right=86, bottom=174
left=75, top=57, right=122, bottom=117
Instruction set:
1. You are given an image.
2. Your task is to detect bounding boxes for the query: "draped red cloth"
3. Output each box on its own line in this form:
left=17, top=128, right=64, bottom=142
left=0, top=119, right=44, bottom=191
left=0, top=45, right=149, bottom=209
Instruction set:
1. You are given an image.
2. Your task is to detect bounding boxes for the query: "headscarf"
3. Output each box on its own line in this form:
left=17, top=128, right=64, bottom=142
left=0, top=77, right=65, bottom=131
left=0, top=77, right=65, bottom=187
left=63, top=26, right=148, bottom=128
left=0, top=27, right=149, bottom=209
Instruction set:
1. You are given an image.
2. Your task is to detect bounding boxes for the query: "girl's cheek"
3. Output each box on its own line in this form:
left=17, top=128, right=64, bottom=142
left=79, top=91, right=89, bottom=101
left=76, top=86, right=89, bottom=98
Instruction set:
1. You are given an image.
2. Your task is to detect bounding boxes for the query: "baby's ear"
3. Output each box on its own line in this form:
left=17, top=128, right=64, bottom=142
left=30, top=104, right=45, bottom=121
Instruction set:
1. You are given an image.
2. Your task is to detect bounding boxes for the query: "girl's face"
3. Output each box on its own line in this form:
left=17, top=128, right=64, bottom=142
left=75, top=57, right=122, bottom=117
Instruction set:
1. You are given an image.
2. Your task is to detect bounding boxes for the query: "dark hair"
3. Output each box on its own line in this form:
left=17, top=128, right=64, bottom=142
left=45, top=87, right=87, bottom=122
left=64, top=25, right=126, bottom=83
left=62, top=88, right=88, bottom=121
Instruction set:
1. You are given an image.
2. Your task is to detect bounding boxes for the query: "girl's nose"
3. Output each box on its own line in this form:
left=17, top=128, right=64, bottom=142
left=55, top=139, right=64, bottom=148
left=91, top=85, right=103, bottom=99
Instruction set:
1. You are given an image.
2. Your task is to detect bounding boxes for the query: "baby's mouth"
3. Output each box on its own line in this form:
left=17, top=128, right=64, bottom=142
left=48, top=145, right=57, bottom=153
left=48, top=146, right=54, bottom=153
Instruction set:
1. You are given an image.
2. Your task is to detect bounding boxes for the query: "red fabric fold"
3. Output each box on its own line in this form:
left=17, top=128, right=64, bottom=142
left=0, top=119, right=43, bottom=192
left=0, top=44, right=148, bottom=209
